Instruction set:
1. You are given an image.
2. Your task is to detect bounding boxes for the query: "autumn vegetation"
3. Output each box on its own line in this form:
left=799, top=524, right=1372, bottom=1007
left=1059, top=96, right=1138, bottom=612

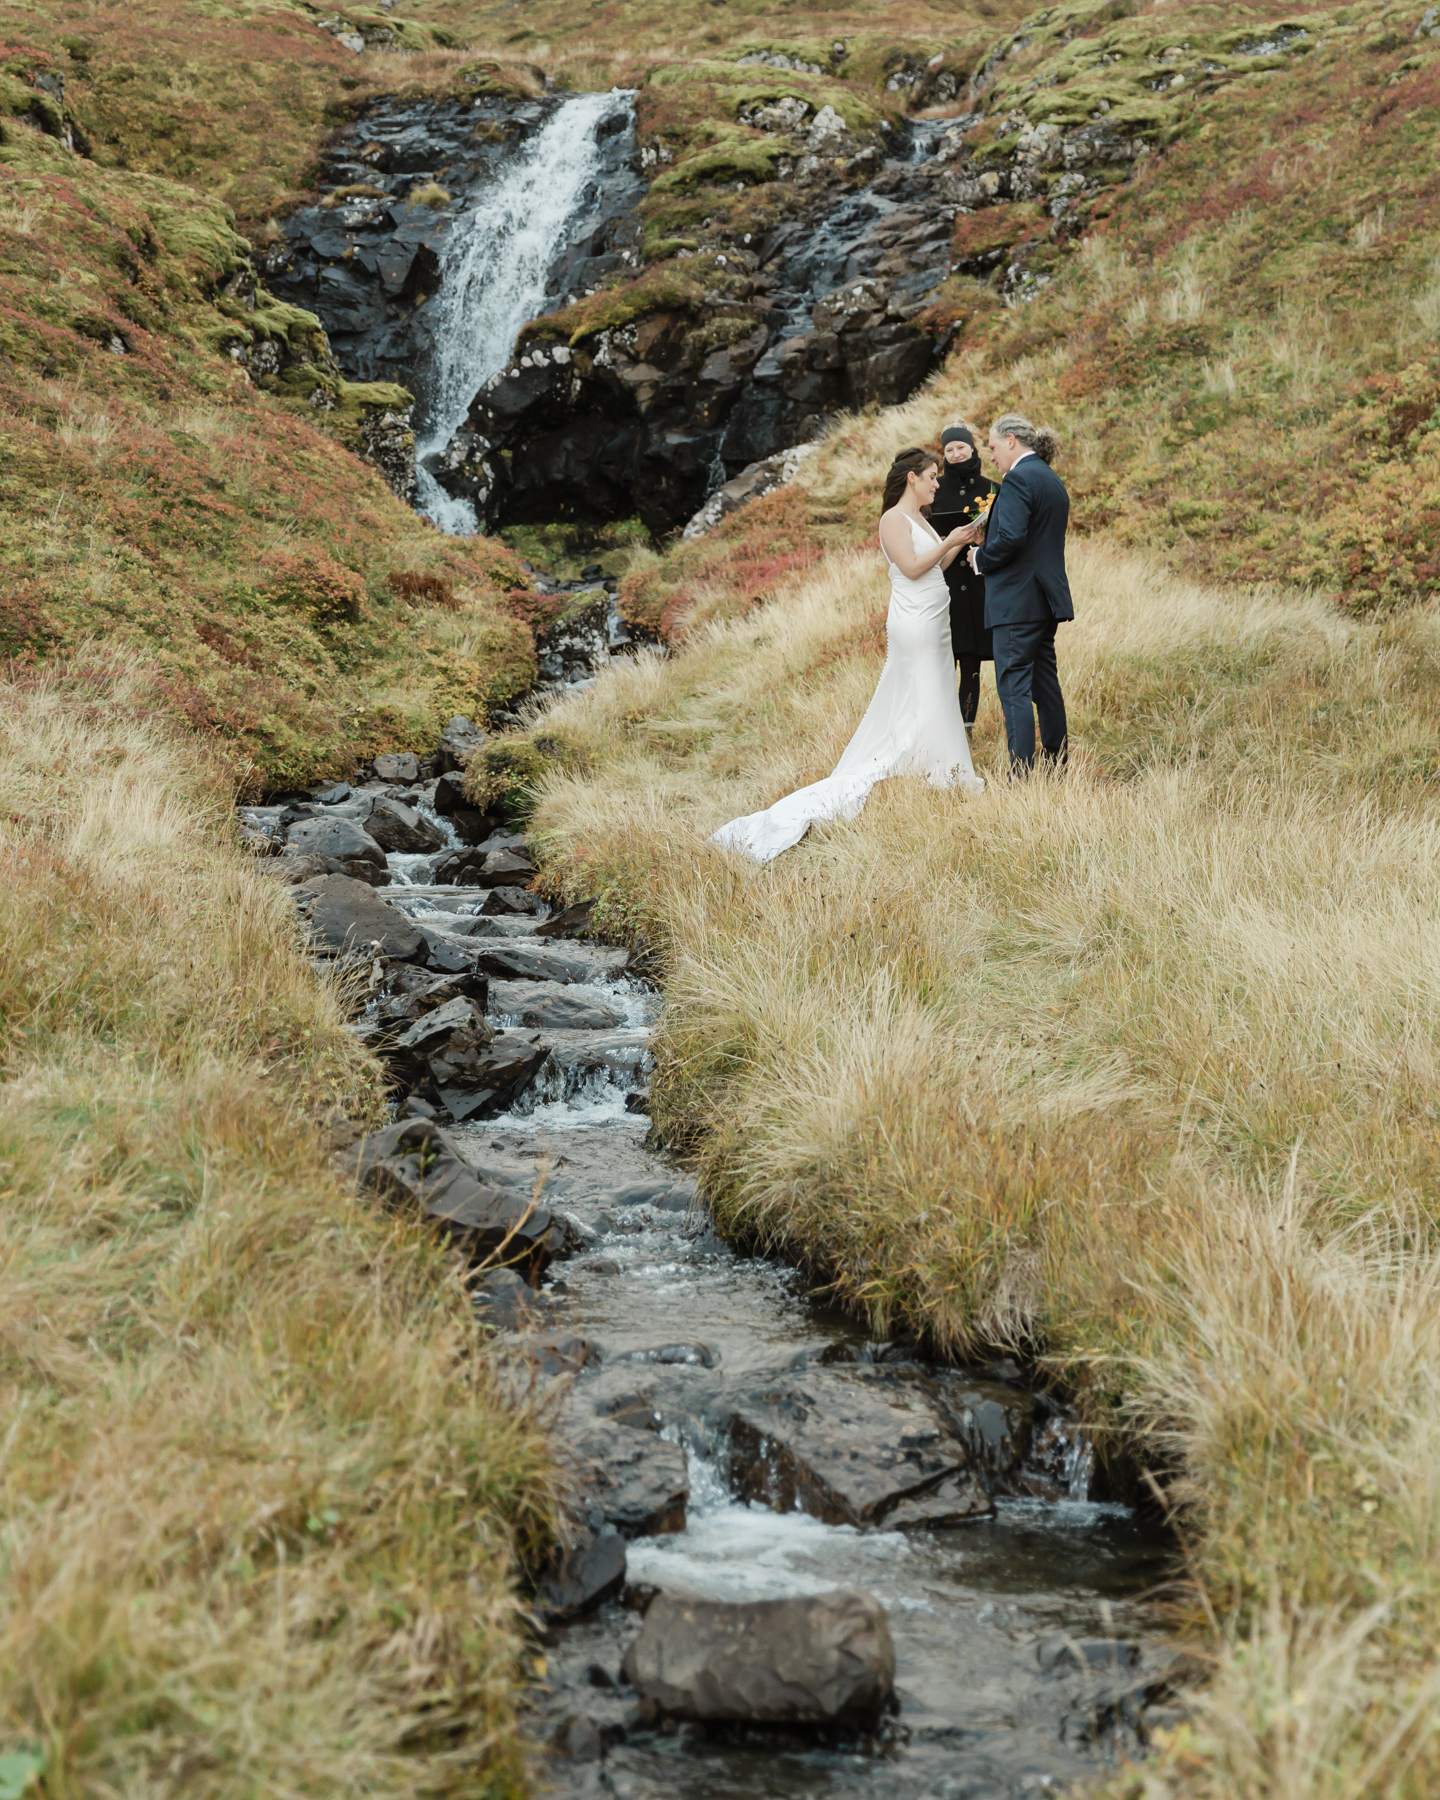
left=3, top=0, right=1439, bottom=1791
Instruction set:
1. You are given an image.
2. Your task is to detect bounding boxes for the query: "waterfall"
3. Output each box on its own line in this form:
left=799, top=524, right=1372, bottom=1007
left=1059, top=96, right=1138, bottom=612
left=413, top=90, right=627, bottom=536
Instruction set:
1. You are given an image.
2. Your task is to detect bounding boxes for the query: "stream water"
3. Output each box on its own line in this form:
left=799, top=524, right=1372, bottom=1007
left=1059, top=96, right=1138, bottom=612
left=258, top=737, right=1184, bottom=1798
left=412, top=90, right=629, bottom=535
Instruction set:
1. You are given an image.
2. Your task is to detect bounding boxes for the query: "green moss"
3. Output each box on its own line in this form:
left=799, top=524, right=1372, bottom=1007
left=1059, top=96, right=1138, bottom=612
left=518, top=261, right=710, bottom=347
left=651, top=128, right=788, bottom=192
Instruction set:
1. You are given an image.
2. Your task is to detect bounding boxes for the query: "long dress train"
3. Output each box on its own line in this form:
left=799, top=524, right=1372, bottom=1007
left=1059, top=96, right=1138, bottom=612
left=710, top=514, right=984, bottom=863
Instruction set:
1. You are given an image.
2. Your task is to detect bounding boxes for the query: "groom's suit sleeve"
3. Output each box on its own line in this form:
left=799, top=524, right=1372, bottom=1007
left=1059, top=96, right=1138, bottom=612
left=974, top=472, right=1032, bottom=574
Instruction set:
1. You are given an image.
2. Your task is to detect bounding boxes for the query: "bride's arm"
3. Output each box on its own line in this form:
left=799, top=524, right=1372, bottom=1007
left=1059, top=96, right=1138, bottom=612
left=880, top=512, right=966, bottom=578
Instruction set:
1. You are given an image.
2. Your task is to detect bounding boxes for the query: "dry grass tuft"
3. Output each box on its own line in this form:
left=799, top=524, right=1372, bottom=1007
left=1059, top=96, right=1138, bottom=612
left=527, top=533, right=1440, bottom=1795
left=0, top=654, right=554, bottom=1796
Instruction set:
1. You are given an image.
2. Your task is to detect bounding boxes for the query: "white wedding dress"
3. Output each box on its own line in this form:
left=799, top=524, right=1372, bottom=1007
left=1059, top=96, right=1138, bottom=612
left=710, top=513, right=984, bottom=862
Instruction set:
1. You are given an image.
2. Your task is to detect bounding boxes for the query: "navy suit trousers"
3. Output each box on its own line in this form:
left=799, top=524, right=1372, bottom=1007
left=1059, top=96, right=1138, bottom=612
left=992, top=620, right=1068, bottom=771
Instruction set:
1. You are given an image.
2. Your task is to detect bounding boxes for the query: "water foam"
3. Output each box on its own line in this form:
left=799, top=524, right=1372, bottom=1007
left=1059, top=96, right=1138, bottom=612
left=412, top=91, right=630, bottom=534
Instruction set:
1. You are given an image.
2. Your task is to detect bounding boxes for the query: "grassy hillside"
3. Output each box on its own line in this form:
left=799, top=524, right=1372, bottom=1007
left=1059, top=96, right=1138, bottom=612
left=0, top=655, right=555, bottom=1794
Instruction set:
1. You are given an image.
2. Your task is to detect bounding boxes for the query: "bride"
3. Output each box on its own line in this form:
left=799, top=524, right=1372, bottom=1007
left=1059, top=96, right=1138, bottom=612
left=711, top=446, right=984, bottom=863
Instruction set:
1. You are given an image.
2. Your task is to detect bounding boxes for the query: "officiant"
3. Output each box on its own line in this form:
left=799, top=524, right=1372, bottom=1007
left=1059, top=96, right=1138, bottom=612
left=927, top=425, right=997, bottom=729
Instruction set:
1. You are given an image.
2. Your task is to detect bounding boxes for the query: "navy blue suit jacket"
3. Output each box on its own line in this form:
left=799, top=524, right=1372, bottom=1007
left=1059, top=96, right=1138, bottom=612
left=974, top=454, right=1075, bottom=628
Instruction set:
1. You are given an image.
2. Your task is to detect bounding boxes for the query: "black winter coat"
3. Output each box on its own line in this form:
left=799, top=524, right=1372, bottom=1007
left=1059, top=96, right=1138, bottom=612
left=931, top=477, right=997, bottom=661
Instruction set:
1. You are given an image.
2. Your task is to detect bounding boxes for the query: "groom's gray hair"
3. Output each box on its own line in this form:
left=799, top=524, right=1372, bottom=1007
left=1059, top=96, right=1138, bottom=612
left=990, top=412, right=1060, bottom=464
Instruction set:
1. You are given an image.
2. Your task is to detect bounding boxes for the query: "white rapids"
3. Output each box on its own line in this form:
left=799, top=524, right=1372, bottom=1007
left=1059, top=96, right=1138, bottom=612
left=413, top=90, right=627, bottom=535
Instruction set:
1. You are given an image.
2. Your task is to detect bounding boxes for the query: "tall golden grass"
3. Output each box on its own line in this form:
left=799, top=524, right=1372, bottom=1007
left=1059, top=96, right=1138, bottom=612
left=0, top=656, right=555, bottom=1795
left=529, top=537, right=1440, bottom=1795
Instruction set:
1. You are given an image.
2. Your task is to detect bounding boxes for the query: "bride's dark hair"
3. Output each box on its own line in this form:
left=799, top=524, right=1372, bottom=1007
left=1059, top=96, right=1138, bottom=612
left=880, top=447, right=938, bottom=516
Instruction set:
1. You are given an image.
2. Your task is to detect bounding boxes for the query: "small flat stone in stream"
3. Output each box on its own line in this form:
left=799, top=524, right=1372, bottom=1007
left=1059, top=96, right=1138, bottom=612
left=478, top=884, right=542, bottom=915
left=472, top=939, right=629, bottom=985
left=621, top=1590, right=895, bottom=1727
left=883, top=1472, right=994, bottom=1529
left=366, top=795, right=445, bottom=853
left=473, top=1267, right=553, bottom=1330
left=726, top=1367, right=972, bottom=1526
left=285, top=815, right=388, bottom=884
left=593, top=1177, right=697, bottom=1212
left=539, top=1529, right=628, bottom=1624
left=1037, top=1636, right=1141, bottom=1675
left=433, top=846, right=536, bottom=887
left=339, top=1117, right=564, bottom=1280
left=490, top=979, right=622, bottom=1030
left=415, top=925, right=489, bottom=972
left=304, top=873, right=425, bottom=960
left=534, top=898, right=596, bottom=939
left=507, top=1330, right=600, bottom=1377
left=373, top=751, right=420, bottom=782
left=572, top=1418, right=688, bottom=1537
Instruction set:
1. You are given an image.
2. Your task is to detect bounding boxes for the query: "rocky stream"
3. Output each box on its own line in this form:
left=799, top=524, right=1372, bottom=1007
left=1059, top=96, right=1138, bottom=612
left=240, top=608, right=1192, bottom=1798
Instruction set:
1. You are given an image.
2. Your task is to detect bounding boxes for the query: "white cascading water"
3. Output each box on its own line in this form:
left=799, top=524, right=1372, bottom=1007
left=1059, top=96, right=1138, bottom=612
left=413, top=90, right=625, bottom=535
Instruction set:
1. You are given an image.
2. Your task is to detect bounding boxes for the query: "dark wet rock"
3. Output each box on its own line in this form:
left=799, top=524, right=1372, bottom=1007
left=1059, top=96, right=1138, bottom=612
left=438, top=714, right=486, bottom=771
left=471, top=939, right=628, bottom=986
left=376, top=965, right=489, bottom=1028
left=473, top=1267, right=553, bottom=1330
left=303, top=872, right=424, bottom=960
left=599, top=1392, right=662, bottom=1430
left=432, top=846, right=536, bottom=887
left=726, top=1368, right=971, bottom=1527
left=616, top=1342, right=718, bottom=1368
left=549, top=1713, right=604, bottom=1762
left=572, top=1418, right=688, bottom=1537
left=540, top=1530, right=628, bottom=1624
left=930, top=1376, right=1042, bottom=1484
left=490, top=979, right=622, bottom=1030
left=339, top=1116, right=564, bottom=1278
left=365, top=795, right=445, bottom=853
left=593, top=1177, right=696, bottom=1212
left=621, top=1590, right=895, bottom=1727
left=432, top=770, right=501, bottom=843
left=372, top=751, right=420, bottom=783
left=415, top=924, right=491, bottom=973
left=682, top=443, right=815, bottom=539
left=536, top=589, right=610, bottom=685
left=285, top=815, right=388, bottom=884
left=310, top=780, right=351, bottom=804
left=535, top=898, right=596, bottom=940
left=478, top=884, right=542, bottom=916
left=540, top=1029, right=649, bottom=1102
left=582, top=1258, right=622, bottom=1278
left=882, top=1472, right=994, bottom=1530
left=512, top=1330, right=601, bottom=1377
left=388, top=1002, right=547, bottom=1121
left=1038, top=1636, right=1141, bottom=1675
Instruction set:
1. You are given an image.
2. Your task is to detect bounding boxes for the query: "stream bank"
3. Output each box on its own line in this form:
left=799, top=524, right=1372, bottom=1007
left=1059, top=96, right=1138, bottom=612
left=245, top=667, right=1193, bottom=1797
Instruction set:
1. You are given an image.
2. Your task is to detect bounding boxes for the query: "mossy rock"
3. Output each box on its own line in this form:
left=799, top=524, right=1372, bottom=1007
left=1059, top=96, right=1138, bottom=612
left=651, top=129, right=788, bottom=193
left=464, top=739, right=550, bottom=817
left=519, top=261, right=710, bottom=347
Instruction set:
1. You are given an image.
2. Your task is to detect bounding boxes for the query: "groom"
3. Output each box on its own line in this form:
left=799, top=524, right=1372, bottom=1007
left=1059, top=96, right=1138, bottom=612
left=960, top=412, right=1073, bottom=772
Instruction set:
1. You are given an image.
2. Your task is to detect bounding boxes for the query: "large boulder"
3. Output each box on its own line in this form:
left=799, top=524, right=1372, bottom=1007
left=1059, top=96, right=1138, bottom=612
left=305, top=873, right=425, bottom=960
left=621, top=1590, right=895, bottom=1727
left=285, top=816, right=388, bottom=885
left=340, top=1117, right=565, bottom=1278
left=366, top=795, right=445, bottom=854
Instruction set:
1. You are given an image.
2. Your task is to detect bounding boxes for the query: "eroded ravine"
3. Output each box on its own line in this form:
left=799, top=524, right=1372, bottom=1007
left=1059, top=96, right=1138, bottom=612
left=245, top=654, right=1190, bottom=1794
